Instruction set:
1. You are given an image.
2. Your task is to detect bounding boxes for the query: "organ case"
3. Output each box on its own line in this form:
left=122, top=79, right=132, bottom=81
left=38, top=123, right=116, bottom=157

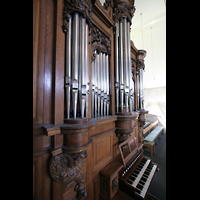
left=33, top=0, right=151, bottom=199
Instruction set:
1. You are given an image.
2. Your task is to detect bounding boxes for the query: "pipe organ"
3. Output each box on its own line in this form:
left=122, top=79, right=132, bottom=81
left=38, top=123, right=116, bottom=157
left=91, top=52, right=110, bottom=117
left=114, top=14, right=134, bottom=113
left=136, top=50, right=146, bottom=110
left=33, top=0, right=155, bottom=200
left=65, top=13, right=90, bottom=119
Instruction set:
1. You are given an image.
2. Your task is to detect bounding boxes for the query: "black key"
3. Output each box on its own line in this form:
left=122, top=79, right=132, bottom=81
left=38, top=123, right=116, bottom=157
left=127, top=179, right=133, bottom=185
left=136, top=183, right=143, bottom=190
left=129, top=176, right=136, bottom=181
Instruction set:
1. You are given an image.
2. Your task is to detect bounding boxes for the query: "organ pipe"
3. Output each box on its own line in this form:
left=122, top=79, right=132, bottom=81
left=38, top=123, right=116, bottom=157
left=79, top=16, right=86, bottom=119
left=127, top=21, right=132, bottom=112
left=71, top=13, right=79, bottom=119
left=91, top=52, right=110, bottom=118
left=115, top=22, right=119, bottom=113
left=65, top=12, right=89, bottom=119
left=106, top=54, right=110, bottom=115
left=115, top=17, right=135, bottom=113
left=65, top=15, right=72, bottom=119
left=85, top=23, right=89, bottom=117
left=119, top=20, right=124, bottom=112
left=122, top=18, right=129, bottom=113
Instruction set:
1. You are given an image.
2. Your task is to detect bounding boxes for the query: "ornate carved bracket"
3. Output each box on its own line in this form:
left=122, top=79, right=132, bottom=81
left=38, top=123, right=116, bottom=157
left=137, top=109, right=148, bottom=143
left=136, top=50, right=146, bottom=71
left=115, top=112, right=139, bottom=144
left=49, top=150, right=88, bottom=199
left=113, top=3, right=135, bottom=24
left=63, top=0, right=92, bottom=33
left=91, top=25, right=111, bottom=61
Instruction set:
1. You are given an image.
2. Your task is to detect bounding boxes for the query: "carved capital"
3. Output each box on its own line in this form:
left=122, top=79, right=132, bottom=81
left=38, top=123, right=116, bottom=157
left=49, top=150, right=88, bottom=199
left=136, top=50, right=146, bottom=70
left=63, top=0, right=92, bottom=33
left=136, top=59, right=145, bottom=71
left=113, top=3, right=135, bottom=24
left=91, top=25, right=111, bottom=61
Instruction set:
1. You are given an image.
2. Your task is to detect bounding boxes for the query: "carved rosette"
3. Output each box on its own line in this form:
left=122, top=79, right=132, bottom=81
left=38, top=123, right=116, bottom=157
left=91, top=25, right=111, bottom=61
left=49, top=150, right=88, bottom=199
left=63, top=0, right=92, bottom=33
left=113, top=3, right=135, bottom=24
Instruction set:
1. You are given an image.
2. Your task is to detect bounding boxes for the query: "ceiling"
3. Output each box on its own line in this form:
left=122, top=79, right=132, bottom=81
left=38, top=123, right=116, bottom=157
left=131, top=0, right=166, bottom=89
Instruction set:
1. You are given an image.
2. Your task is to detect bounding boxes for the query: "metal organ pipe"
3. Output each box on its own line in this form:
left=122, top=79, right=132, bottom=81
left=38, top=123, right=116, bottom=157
left=79, top=16, right=86, bottom=119
left=123, top=18, right=129, bottom=113
left=85, top=23, right=89, bottom=117
left=97, top=53, right=101, bottom=117
left=115, top=17, right=135, bottom=113
left=103, top=53, right=107, bottom=116
left=140, top=68, right=144, bottom=109
left=119, top=20, right=124, bottom=113
left=115, top=22, right=119, bottom=113
left=137, top=72, right=140, bottom=109
left=65, top=15, right=72, bottom=119
left=127, top=21, right=132, bottom=112
left=65, top=13, right=89, bottom=119
left=91, top=51, right=110, bottom=118
left=92, top=60, right=95, bottom=117
left=71, top=13, right=79, bottom=119
left=106, top=54, right=110, bottom=115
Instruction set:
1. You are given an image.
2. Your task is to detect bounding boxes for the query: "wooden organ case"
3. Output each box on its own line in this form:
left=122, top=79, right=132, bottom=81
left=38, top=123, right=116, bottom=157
left=33, top=0, right=156, bottom=200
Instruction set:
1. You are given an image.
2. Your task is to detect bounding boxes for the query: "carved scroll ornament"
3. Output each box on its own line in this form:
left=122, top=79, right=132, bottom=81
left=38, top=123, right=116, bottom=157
left=91, top=25, right=111, bottom=61
left=63, top=0, right=92, bottom=33
left=113, top=3, right=135, bottom=24
left=136, top=59, right=145, bottom=71
left=136, top=50, right=146, bottom=71
left=49, top=150, right=88, bottom=199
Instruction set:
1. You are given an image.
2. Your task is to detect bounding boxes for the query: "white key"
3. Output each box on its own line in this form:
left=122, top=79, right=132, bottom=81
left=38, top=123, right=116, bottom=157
left=131, top=159, right=151, bottom=188
left=140, top=164, right=157, bottom=198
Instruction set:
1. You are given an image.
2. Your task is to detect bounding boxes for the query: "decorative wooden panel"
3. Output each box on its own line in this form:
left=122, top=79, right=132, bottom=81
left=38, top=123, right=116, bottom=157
left=92, top=130, right=113, bottom=173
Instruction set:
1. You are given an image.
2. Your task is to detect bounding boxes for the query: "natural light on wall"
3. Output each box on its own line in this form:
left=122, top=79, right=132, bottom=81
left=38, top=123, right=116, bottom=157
left=130, top=0, right=166, bottom=122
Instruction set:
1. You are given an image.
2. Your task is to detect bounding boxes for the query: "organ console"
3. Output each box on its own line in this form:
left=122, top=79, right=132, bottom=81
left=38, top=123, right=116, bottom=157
left=100, top=136, right=159, bottom=200
left=33, top=0, right=158, bottom=199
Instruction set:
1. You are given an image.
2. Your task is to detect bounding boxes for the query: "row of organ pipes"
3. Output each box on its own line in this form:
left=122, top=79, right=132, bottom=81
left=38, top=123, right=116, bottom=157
left=91, top=52, right=110, bottom=118
left=64, top=13, right=144, bottom=119
left=65, top=13, right=89, bottom=119
left=115, top=17, right=135, bottom=113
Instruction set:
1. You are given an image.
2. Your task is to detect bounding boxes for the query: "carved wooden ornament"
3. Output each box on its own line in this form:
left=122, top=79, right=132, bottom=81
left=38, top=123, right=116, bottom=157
left=63, top=0, right=92, bottom=33
left=113, top=3, right=135, bottom=24
left=49, top=150, right=88, bottom=199
left=91, top=25, right=111, bottom=61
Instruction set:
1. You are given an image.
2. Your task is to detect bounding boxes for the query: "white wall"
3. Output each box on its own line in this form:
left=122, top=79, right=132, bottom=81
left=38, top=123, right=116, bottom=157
left=144, top=86, right=166, bottom=106
left=131, top=0, right=166, bottom=89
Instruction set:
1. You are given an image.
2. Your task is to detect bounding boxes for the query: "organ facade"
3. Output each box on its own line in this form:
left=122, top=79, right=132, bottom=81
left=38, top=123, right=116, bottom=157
left=33, top=0, right=149, bottom=199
